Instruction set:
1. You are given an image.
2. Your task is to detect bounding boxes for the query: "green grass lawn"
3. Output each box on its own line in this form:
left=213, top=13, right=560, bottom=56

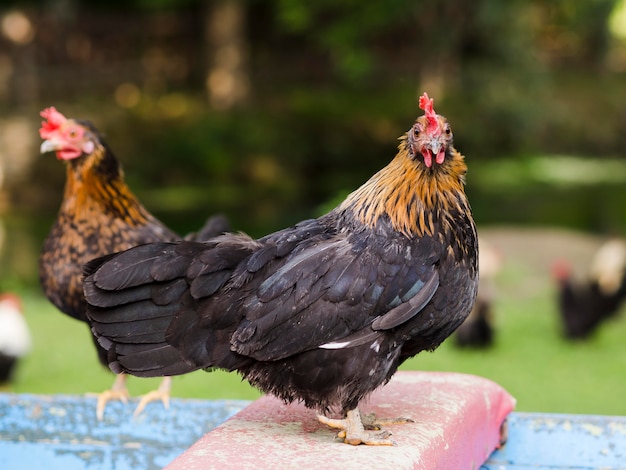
left=10, top=285, right=626, bottom=417
left=403, top=292, right=626, bottom=416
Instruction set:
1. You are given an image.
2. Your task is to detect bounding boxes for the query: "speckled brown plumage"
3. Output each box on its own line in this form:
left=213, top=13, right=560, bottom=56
left=39, top=123, right=178, bottom=325
left=38, top=108, right=230, bottom=420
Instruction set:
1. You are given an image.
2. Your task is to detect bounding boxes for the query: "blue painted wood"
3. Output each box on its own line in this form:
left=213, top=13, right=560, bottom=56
left=484, top=412, right=626, bottom=469
left=0, top=394, right=249, bottom=470
left=2, top=394, right=625, bottom=469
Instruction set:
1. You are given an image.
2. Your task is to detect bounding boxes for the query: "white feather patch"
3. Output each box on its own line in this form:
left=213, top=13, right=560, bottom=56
left=0, top=300, right=31, bottom=357
left=319, top=340, right=351, bottom=350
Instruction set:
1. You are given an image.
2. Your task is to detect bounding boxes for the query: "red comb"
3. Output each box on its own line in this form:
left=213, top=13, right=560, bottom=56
left=418, top=92, right=438, bottom=133
left=39, top=106, right=67, bottom=139
left=551, top=258, right=572, bottom=281
left=0, top=293, right=22, bottom=312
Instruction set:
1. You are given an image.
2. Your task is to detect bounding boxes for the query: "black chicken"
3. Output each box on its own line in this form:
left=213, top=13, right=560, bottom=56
left=455, top=238, right=502, bottom=348
left=553, top=239, right=626, bottom=339
left=84, top=93, right=478, bottom=445
left=455, top=298, right=493, bottom=348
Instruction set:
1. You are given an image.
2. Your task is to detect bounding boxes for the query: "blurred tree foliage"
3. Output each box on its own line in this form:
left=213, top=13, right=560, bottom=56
left=2, top=0, right=626, bottom=245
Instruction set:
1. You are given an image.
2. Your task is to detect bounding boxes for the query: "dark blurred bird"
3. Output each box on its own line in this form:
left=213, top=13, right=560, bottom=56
left=84, top=93, right=478, bottom=445
left=553, top=238, right=626, bottom=339
left=455, top=238, right=502, bottom=348
left=0, top=293, right=31, bottom=388
left=38, top=107, right=229, bottom=419
left=454, top=298, right=494, bottom=348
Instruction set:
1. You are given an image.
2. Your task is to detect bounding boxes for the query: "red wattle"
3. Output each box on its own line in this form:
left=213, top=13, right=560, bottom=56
left=57, top=148, right=83, bottom=160
left=422, top=150, right=433, bottom=168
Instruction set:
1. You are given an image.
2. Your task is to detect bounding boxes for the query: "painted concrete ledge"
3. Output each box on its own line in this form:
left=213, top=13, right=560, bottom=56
left=166, top=371, right=515, bottom=470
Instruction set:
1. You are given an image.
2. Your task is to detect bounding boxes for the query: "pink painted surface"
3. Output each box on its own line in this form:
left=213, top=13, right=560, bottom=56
left=166, top=371, right=515, bottom=470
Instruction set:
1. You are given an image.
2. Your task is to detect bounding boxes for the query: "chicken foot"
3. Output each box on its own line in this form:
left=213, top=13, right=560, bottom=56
left=133, top=376, right=172, bottom=417
left=95, top=373, right=130, bottom=421
left=317, top=408, right=412, bottom=445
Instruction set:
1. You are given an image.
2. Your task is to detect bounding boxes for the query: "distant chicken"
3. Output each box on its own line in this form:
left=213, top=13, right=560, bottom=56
left=454, top=298, right=494, bottom=348
left=553, top=238, right=626, bottom=339
left=38, top=107, right=228, bottom=419
left=84, top=93, right=478, bottom=445
left=455, top=238, right=502, bottom=348
left=0, top=293, right=31, bottom=388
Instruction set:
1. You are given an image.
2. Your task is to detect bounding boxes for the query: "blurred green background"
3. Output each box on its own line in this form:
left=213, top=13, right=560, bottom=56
left=1, top=0, right=626, bottom=415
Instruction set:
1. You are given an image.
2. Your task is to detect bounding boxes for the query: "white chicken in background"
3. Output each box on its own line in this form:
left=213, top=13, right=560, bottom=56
left=0, top=293, right=31, bottom=388
left=589, top=238, right=626, bottom=298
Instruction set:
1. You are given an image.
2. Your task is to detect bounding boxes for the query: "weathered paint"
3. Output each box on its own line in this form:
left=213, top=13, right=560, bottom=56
left=6, top=375, right=620, bottom=469
left=484, top=412, right=626, bottom=469
left=0, top=394, right=249, bottom=470
left=166, top=371, right=516, bottom=470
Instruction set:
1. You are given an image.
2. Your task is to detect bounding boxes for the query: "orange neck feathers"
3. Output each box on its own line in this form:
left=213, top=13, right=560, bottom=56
left=61, top=147, right=151, bottom=227
left=340, top=137, right=469, bottom=238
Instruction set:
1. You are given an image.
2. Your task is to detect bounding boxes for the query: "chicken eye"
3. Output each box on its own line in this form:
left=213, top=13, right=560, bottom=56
left=413, top=126, right=420, bottom=137
left=444, top=125, right=451, bottom=136
left=68, top=128, right=77, bottom=138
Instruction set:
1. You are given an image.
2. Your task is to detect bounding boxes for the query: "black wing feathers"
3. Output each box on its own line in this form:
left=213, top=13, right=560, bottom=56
left=256, top=241, right=340, bottom=304
left=152, top=278, right=188, bottom=306
left=85, top=216, right=447, bottom=376
left=372, top=270, right=439, bottom=330
left=90, top=243, right=175, bottom=290
left=229, top=229, right=442, bottom=362
left=85, top=281, right=152, bottom=308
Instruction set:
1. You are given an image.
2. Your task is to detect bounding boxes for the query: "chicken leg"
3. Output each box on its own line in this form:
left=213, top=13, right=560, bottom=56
left=96, top=373, right=130, bottom=421
left=317, top=408, right=412, bottom=445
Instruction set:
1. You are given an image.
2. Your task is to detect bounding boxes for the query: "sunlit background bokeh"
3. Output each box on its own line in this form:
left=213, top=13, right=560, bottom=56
left=0, top=1, right=626, bottom=414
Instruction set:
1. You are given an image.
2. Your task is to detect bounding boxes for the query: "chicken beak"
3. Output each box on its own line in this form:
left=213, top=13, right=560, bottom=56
left=40, top=139, right=61, bottom=154
left=428, top=139, right=442, bottom=156
left=422, top=137, right=446, bottom=167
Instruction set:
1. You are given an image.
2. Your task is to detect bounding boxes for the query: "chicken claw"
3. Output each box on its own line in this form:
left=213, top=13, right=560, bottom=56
left=95, top=373, right=129, bottom=421
left=318, top=408, right=409, bottom=445
left=133, top=376, right=172, bottom=417
left=361, top=412, right=414, bottom=429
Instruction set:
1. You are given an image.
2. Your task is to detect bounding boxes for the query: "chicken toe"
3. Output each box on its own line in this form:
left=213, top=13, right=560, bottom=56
left=361, top=412, right=414, bottom=429
left=318, top=408, right=401, bottom=446
left=133, top=376, right=172, bottom=417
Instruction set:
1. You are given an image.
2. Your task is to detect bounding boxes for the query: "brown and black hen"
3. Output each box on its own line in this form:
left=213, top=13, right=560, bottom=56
left=39, top=107, right=228, bottom=419
left=84, top=93, right=478, bottom=445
